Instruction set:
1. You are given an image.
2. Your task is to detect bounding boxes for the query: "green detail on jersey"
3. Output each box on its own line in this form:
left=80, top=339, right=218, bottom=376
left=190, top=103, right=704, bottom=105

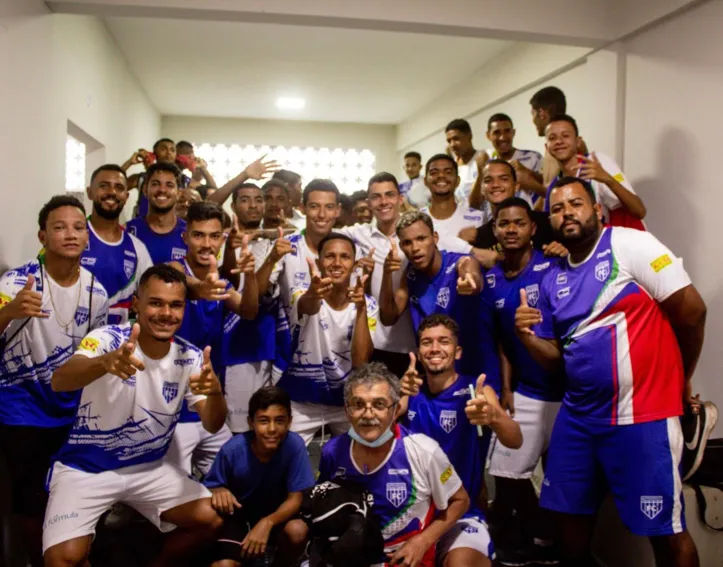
left=383, top=478, right=418, bottom=531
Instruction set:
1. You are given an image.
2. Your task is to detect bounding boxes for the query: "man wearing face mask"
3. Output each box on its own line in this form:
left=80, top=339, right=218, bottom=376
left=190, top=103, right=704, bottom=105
left=318, top=362, right=471, bottom=567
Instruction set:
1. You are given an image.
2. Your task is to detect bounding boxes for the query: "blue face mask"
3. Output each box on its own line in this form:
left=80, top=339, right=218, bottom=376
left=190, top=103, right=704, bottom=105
left=348, top=423, right=394, bottom=448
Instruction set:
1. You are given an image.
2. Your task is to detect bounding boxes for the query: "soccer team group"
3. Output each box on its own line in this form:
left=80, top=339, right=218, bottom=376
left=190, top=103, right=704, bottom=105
left=0, top=86, right=714, bottom=567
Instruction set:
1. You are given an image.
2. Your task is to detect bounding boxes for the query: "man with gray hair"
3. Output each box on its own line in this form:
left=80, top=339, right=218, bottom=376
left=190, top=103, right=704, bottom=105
left=318, top=362, right=470, bottom=567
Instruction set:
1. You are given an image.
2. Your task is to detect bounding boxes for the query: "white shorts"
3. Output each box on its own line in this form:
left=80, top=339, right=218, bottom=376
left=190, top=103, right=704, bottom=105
left=436, top=516, right=494, bottom=561
left=290, top=401, right=349, bottom=446
left=166, top=421, right=233, bottom=476
left=42, top=460, right=211, bottom=552
left=225, top=361, right=273, bottom=433
left=488, top=392, right=561, bottom=479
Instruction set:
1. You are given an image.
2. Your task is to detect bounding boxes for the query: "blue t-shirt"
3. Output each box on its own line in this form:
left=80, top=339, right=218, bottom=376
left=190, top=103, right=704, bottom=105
left=403, top=374, right=489, bottom=519
left=126, top=217, right=187, bottom=265
left=406, top=250, right=501, bottom=391
left=483, top=250, right=565, bottom=402
left=204, top=431, right=314, bottom=524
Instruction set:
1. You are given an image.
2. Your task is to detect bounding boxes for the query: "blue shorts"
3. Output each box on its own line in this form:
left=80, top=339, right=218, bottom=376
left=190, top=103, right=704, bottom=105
left=540, top=405, right=685, bottom=536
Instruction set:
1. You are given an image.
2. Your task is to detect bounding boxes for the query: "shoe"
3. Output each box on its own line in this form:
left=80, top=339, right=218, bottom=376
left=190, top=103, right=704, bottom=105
left=682, top=401, right=718, bottom=481
left=496, top=546, right=536, bottom=566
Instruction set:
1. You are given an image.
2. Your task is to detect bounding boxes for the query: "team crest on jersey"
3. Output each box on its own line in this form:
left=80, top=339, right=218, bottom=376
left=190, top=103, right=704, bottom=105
left=407, top=410, right=416, bottom=421
left=495, top=299, right=505, bottom=309
left=436, top=287, right=450, bottom=309
left=439, top=410, right=457, bottom=433
left=525, top=284, right=539, bottom=307
left=485, top=274, right=495, bottom=288
left=171, top=247, right=186, bottom=261
left=640, top=496, right=663, bottom=520
left=595, top=261, right=610, bottom=282
left=162, top=381, right=179, bottom=403
left=74, top=307, right=89, bottom=327
left=123, top=259, right=134, bottom=278
left=386, top=482, right=407, bottom=508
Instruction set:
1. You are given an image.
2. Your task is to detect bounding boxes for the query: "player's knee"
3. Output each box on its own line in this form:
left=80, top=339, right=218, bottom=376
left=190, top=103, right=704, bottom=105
left=43, top=539, right=90, bottom=567
left=283, top=518, right=308, bottom=546
left=443, top=548, right=490, bottom=567
left=191, top=499, right=223, bottom=531
left=209, top=561, right=240, bottom=567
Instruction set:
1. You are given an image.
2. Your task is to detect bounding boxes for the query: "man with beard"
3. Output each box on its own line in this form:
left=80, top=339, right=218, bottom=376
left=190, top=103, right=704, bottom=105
left=420, top=154, right=485, bottom=245
left=166, top=202, right=258, bottom=476
left=127, top=162, right=188, bottom=264
left=0, top=196, right=110, bottom=567
left=82, top=164, right=154, bottom=324
left=515, top=177, right=706, bottom=567
left=44, top=265, right=227, bottom=567
left=400, top=314, right=522, bottom=567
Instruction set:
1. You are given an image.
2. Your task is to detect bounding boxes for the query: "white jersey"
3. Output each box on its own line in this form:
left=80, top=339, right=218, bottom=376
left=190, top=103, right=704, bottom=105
left=455, top=150, right=486, bottom=204
left=421, top=204, right=486, bottom=242
left=400, top=177, right=430, bottom=209
left=234, top=237, right=273, bottom=291
left=54, top=323, right=206, bottom=473
left=277, top=294, right=379, bottom=407
left=0, top=260, right=109, bottom=427
left=587, top=151, right=637, bottom=218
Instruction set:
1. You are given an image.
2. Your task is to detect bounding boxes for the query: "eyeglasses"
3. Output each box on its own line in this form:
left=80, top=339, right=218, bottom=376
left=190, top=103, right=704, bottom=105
left=346, top=399, right=397, bottom=417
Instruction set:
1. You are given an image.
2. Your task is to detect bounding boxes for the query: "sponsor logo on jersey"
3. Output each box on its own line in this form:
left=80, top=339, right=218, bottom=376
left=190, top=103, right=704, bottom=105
left=439, top=410, right=457, bottom=433
left=162, top=381, right=179, bottom=403
left=44, top=511, right=79, bottom=527
left=74, top=307, right=89, bottom=327
left=440, top=466, right=453, bottom=485
left=367, top=316, right=377, bottom=333
left=640, top=496, right=663, bottom=520
left=595, top=260, right=610, bottom=282
left=127, top=225, right=137, bottom=236
left=452, top=388, right=468, bottom=396
left=123, top=259, right=134, bottom=278
left=294, top=271, right=308, bottom=285
left=87, top=285, right=107, bottom=297
left=557, top=287, right=570, bottom=299
left=407, top=410, right=416, bottom=420
left=597, top=249, right=611, bottom=259
left=79, top=337, right=100, bottom=352
left=171, top=247, right=186, bottom=261
left=332, top=467, right=347, bottom=480
left=389, top=468, right=409, bottom=475
left=533, top=262, right=550, bottom=271
left=436, top=286, right=450, bottom=309
left=463, top=215, right=480, bottom=221
left=651, top=254, right=672, bottom=273
left=525, top=284, right=539, bottom=307
left=495, top=299, right=505, bottom=309
left=613, top=172, right=625, bottom=183
left=386, top=482, right=407, bottom=507
left=556, top=273, right=568, bottom=285
left=81, top=257, right=96, bottom=266
left=174, top=358, right=195, bottom=367
left=445, top=263, right=456, bottom=275
left=0, top=293, right=11, bottom=309
left=319, top=319, right=329, bottom=331
left=462, top=524, right=479, bottom=534
left=124, top=250, right=136, bottom=258
left=485, top=274, right=495, bottom=288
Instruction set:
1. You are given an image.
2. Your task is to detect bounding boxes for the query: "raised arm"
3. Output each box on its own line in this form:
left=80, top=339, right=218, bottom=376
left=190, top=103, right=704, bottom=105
left=465, top=374, right=523, bottom=449
left=296, top=258, right=332, bottom=317
left=379, top=239, right=408, bottom=326
left=349, top=274, right=373, bottom=367
left=257, top=227, right=293, bottom=297
left=224, top=234, right=259, bottom=320
left=468, top=152, right=488, bottom=210
left=188, top=346, right=227, bottom=434
left=514, top=288, right=563, bottom=372
left=207, top=155, right=280, bottom=207
left=580, top=153, right=646, bottom=219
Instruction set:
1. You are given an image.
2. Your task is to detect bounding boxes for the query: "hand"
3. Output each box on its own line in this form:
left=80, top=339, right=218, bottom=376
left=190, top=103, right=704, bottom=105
left=231, top=233, right=255, bottom=275
left=510, top=159, right=535, bottom=185
left=684, top=382, right=701, bottom=414
left=269, top=227, right=293, bottom=263
left=3, top=275, right=47, bottom=320
left=210, top=487, right=242, bottom=515
left=400, top=353, right=422, bottom=397
left=227, top=214, right=244, bottom=250
left=542, top=241, right=568, bottom=258
left=472, top=247, right=502, bottom=270
left=241, top=517, right=274, bottom=558
left=387, top=534, right=429, bottom=567
left=465, top=374, right=499, bottom=426
left=189, top=346, right=222, bottom=396
left=196, top=255, right=231, bottom=300
left=514, top=288, right=542, bottom=336
left=244, top=154, right=281, bottom=181
left=306, top=257, right=333, bottom=300
left=356, top=247, right=376, bottom=278
left=130, top=150, right=146, bottom=165
left=456, top=257, right=479, bottom=295
left=384, top=239, right=402, bottom=274
left=348, top=274, right=369, bottom=308
left=578, top=152, right=611, bottom=184
left=101, top=323, right=146, bottom=380
left=501, top=389, right=515, bottom=417
left=194, top=157, right=208, bottom=170
left=474, top=151, right=489, bottom=173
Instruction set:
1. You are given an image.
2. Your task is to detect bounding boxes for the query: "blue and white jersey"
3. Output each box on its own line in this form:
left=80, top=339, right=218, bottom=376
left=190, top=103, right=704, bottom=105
left=126, top=217, right=187, bottom=265
left=404, top=374, right=490, bottom=518
left=400, top=176, right=430, bottom=209
left=277, top=294, right=379, bottom=407
left=455, top=150, right=486, bottom=204
left=55, top=323, right=206, bottom=473
left=484, top=147, right=544, bottom=209
left=318, top=425, right=462, bottom=561
left=82, top=222, right=153, bottom=325
left=483, top=250, right=565, bottom=402
left=406, top=250, right=501, bottom=391
left=0, top=260, right=109, bottom=427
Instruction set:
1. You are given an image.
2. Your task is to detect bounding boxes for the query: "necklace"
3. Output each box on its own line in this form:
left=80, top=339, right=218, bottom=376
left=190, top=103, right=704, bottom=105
left=45, top=266, right=82, bottom=333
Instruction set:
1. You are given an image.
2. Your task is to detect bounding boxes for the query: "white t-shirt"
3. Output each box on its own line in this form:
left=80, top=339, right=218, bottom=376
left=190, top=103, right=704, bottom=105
left=401, top=177, right=430, bottom=209
left=455, top=150, right=486, bottom=203
left=0, top=260, right=109, bottom=427
left=55, top=323, right=206, bottom=473
left=420, top=204, right=486, bottom=242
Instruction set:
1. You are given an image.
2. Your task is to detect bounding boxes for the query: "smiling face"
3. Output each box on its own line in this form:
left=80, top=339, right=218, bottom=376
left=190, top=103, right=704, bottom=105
left=184, top=218, right=224, bottom=268
left=482, top=162, right=518, bottom=207
left=424, top=158, right=459, bottom=198
left=88, top=169, right=128, bottom=220
left=303, top=190, right=340, bottom=238
left=39, top=206, right=88, bottom=261
left=133, top=277, right=186, bottom=342
left=368, top=181, right=402, bottom=225
left=487, top=119, right=515, bottom=156
left=249, top=404, right=291, bottom=453
left=318, top=238, right=355, bottom=286
left=147, top=170, right=179, bottom=214
left=545, top=120, right=579, bottom=163
left=418, top=324, right=461, bottom=376
left=346, top=381, right=397, bottom=444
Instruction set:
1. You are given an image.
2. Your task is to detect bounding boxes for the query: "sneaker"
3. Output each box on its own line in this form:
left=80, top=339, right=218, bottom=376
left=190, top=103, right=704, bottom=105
left=682, top=400, right=718, bottom=481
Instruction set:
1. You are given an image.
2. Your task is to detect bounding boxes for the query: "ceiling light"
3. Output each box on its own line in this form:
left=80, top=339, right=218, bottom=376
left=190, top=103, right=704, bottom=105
left=276, top=96, right=306, bottom=110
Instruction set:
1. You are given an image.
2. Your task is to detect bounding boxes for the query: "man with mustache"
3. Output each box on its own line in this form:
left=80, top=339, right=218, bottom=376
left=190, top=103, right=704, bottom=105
left=515, top=177, right=706, bottom=567
left=127, top=162, right=188, bottom=264
left=400, top=314, right=522, bottom=567
left=82, top=164, right=154, bottom=324
left=0, top=196, right=110, bottom=567
left=44, top=265, right=227, bottom=567
left=318, top=362, right=470, bottom=567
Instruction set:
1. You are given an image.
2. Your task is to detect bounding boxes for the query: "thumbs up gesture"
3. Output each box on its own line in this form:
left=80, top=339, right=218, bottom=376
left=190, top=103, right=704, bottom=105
left=231, top=233, right=255, bottom=275
left=269, top=226, right=293, bottom=263
left=102, top=323, right=146, bottom=380
left=197, top=255, right=231, bottom=301
left=189, top=346, right=222, bottom=396
left=400, top=353, right=423, bottom=397
left=5, top=275, right=48, bottom=320
left=464, top=374, right=498, bottom=426
left=514, top=288, right=542, bottom=336
left=384, top=239, right=402, bottom=275
left=306, top=257, right=333, bottom=300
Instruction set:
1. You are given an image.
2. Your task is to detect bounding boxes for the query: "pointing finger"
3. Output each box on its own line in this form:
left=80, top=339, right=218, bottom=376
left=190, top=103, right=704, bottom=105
left=306, top=257, right=317, bottom=277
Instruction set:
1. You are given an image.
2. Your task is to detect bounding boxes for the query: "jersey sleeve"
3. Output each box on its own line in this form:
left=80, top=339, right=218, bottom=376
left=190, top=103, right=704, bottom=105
left=0, top=270, right=27, bottom=342
left=203, top=441, right=233, bottom=489
left=75, top=327, right=117, bottom=359
left=535, top=274, right=556, bottom=340
left=184, top=350, right=208, bottom=410
left=364, top=294, right=380, bottom=336
left=286, top=434, right=316, bottom=492
left=612, top=228, right=692, bottom=302
left=594, top=153, right=636, bottom=211
left=406, top=434, right=463, bottom=511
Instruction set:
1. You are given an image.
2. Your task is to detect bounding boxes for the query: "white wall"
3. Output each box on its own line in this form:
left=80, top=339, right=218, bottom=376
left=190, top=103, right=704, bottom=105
left=0, top=5, right=160, bottom=270
left=162, top=116, right=397, bottom=180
